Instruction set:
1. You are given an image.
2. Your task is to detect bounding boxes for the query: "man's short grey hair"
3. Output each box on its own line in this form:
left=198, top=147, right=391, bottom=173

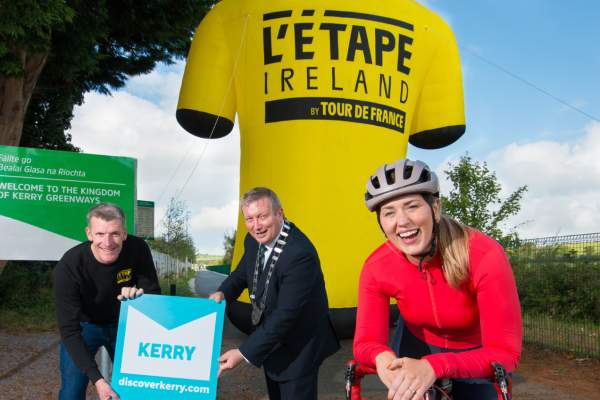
left=241, top=187, right=282, bottom=211
left=87, top=203, right=126, bottom=226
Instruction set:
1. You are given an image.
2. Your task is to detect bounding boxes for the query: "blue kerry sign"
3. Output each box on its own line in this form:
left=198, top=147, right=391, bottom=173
left=111, top=295, right=225, bottom=399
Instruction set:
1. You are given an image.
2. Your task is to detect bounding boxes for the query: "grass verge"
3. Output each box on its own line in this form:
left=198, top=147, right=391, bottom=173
left=159, top=268, right=197, bottom=297
left=523, top=312, right=600, bottom=358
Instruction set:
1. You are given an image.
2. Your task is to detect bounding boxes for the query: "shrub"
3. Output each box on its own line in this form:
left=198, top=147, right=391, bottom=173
left=511, top=245, right=600, bottom=323
left=0, top=261, right=57, bottom=331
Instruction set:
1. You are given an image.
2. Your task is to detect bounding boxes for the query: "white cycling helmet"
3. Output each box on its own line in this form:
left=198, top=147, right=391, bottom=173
left=365, top=159, right=439, bottom=211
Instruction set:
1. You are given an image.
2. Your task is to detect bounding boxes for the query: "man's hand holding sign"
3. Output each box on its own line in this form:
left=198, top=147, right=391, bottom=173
left=208, top=291, right=242, bottom=378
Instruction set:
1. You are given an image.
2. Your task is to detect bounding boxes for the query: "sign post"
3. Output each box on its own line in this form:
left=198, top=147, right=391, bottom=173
left=136, top=200, right=155, bottom=239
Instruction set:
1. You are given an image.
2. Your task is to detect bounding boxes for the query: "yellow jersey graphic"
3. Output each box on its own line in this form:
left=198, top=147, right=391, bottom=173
left=116, top=268, right=133, bottom=285
left=177, top=0, right=465, bottom=327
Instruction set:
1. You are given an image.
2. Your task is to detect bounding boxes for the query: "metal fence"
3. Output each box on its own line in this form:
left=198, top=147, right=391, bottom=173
left=150, top=249, right=195, bottom=278
left=508, top=232, right=600, bottom=358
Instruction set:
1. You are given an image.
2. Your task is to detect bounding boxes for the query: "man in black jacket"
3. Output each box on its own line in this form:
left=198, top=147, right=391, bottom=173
left=54, top=203, right=161, bottom=400
left=210, top=187, right=339, bottom=400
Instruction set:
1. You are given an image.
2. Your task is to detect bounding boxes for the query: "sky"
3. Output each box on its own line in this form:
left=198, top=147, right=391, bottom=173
left=68, top=1, right=600, bottom=254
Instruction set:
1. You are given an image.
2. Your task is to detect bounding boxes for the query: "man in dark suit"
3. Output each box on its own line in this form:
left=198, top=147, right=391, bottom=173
left=209, top=187, right=339, bottom=400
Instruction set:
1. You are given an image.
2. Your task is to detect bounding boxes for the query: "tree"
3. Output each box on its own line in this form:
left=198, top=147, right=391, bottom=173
left=0, top=0, right=215, bottom=148
left=19, top=79, right=81, bottom=151
left=222, top=230, right=236, bottom=265
left=441, top=154, right=528, bottom=246
left=148, top=197, right=196, bottom=263
left=0, top=1, right=72, bottom=146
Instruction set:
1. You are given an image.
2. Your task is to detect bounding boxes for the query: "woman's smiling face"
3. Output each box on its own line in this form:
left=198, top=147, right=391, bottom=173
left=378, top=193, right=440, bottom=264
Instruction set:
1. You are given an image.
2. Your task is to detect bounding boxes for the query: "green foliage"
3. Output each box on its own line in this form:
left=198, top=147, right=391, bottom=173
left=148, top=236, right=196, bottom=263
left=442, top=154, right=528, bottom=246
left=148, top=197, right=196, bottom=263
left=0, top=1, right=74, bottom=75
left=222, top=230, right=236, bottom=265
left=0, top=261, right=57, bottom=331
left=160, top=269, right=196, bottom=297
left=20, top=84, right=81, bottom=151
left=511, top=245, right=600, bottom=323
left=0, top=260, right=198, bottom=331
left=522, top=312, right=599, bottom=357
left=3, top=0, right=216, bottom=149
left=37, top=0, right=214, bottom=95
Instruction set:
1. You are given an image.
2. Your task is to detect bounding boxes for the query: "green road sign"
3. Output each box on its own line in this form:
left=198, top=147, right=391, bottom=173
left=136, top=200, right=155, bottom=240
left=0, top=145, right=136, bottom=260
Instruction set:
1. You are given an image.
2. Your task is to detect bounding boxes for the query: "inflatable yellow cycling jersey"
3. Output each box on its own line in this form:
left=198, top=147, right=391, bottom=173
left=177, top=0, right=465, bottom=330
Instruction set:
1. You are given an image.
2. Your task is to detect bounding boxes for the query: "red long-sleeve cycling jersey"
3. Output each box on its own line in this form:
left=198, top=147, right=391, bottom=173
left=353, top=229, right=522, bottom=379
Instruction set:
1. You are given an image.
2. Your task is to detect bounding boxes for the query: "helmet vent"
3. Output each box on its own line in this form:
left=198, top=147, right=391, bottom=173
left=371, top=176, right=381, bottom=189
left=385, top=168, right=396, bottom=185
left=403, top=165, right=413, bottom=179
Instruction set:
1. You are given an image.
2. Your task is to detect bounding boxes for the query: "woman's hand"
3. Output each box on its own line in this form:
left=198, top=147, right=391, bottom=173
left=386, top=357, right=436, bottom=400
left=375, top=351, right=400, bottom=387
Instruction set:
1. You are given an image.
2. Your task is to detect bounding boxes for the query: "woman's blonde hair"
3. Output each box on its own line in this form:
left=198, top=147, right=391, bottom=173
left=437, top=214, right=471, bottom=288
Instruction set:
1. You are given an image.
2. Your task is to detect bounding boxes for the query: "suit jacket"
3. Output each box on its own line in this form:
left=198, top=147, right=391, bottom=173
left=218, top=222, right=340, bottom=381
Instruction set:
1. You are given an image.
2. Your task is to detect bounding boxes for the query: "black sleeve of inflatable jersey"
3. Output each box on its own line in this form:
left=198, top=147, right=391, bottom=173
left=135, top=239, right=161, bottom=294
left=218, top=234, right=252, bottom=301
left=176, top=109, right=234, bottom=139
left=53, top=255, right=104, bottom=384
left=409, top=125, right=466, bottom=149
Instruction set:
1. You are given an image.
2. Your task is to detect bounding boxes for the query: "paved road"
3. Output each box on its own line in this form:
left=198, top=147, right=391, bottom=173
left=194, top=268, right=228, bottom=296
left=0, top=324, right=586, bottom=400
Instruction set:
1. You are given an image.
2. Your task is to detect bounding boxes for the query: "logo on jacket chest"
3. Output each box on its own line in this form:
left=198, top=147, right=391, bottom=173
left=117, top=267, right=133, bottom=284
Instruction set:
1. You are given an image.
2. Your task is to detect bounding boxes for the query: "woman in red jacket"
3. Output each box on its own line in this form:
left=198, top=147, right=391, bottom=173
left=353, top=159, right=522, bottom=400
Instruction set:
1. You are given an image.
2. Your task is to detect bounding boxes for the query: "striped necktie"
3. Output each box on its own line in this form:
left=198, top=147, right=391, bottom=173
left=257, top=244, right=266, bottom=271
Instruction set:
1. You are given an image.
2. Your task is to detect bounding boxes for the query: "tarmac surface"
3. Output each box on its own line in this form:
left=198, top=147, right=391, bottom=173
left=194, top=269, right=228, bottom=297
